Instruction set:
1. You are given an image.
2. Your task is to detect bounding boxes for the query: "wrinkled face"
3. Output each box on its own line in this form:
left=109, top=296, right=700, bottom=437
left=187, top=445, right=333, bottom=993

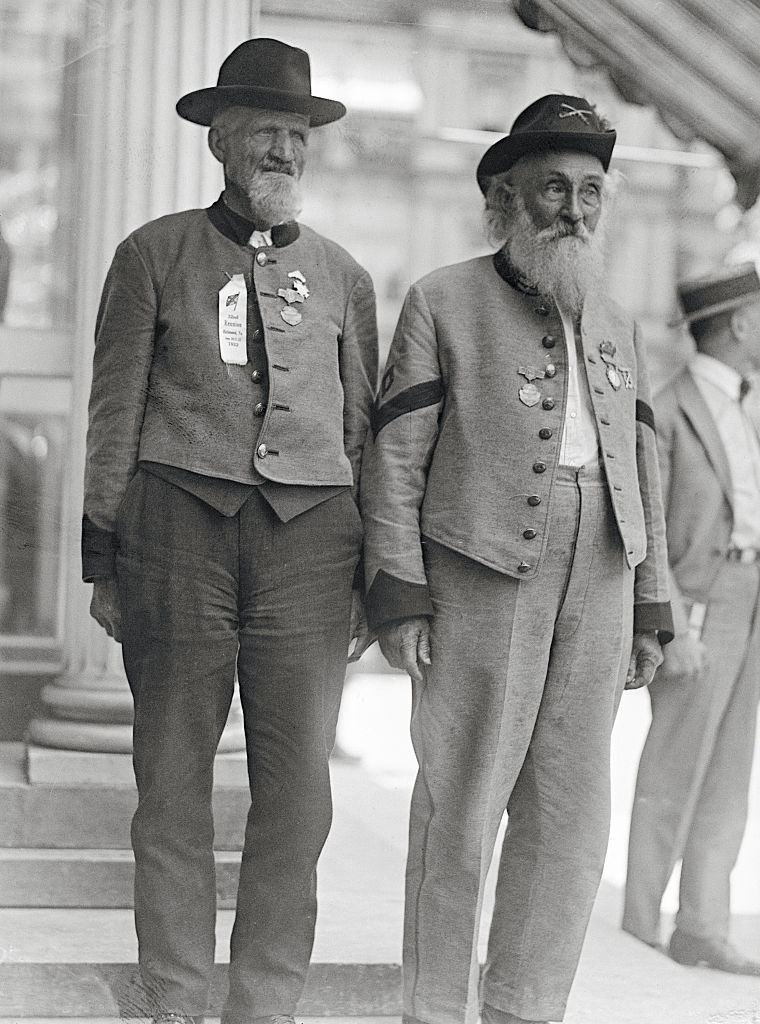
left=511, top=150, right=606, bottom=237
left=217, top=107, right=309, bottom=190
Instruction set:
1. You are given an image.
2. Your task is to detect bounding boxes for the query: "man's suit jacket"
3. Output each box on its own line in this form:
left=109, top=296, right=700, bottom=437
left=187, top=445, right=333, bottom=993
left=83, top=203, right=378, bottom=580
left=361, top=252, right=673, bottom=638
left=654, top=366, right=736, bottom=637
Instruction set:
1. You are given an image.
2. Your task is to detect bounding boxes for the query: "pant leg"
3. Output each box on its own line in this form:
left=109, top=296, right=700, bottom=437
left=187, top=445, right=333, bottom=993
left=223, top=490, right=361, bottom=1023
left=623, top=562, right=760, bottom=945
left=117, top=469, right=239, bottom=1016
left=677, top=563, right=760, bottom=940
left=483, top=467, right=632, bottom=1023
left=403, top=465, right=621, bottom=1024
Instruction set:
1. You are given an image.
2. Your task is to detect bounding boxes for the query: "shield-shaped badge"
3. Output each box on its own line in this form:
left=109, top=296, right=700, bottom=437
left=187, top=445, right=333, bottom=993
left=519, top=383, right=541, bottom=407
left=281, top=306, right=303, bottom=326
left=606, top=364, right=622, bottom=390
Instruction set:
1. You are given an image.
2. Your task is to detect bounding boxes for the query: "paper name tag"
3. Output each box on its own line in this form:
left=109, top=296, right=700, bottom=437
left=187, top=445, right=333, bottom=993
left=218, top=274, right=248, bottom=365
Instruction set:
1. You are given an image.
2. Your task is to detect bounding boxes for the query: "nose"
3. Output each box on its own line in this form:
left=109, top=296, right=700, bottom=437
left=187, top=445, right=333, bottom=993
left=562, top=188, right=583, bottom=225
left=270, top=129, right=295, bottom=162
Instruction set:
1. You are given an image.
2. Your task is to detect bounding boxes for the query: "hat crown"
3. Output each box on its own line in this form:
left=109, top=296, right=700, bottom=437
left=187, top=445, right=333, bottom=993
left=511, top=94, right=609, bottom=138
left=678, top=262, right=760, bottom=322
left=217, top=37, right=311, bottom=96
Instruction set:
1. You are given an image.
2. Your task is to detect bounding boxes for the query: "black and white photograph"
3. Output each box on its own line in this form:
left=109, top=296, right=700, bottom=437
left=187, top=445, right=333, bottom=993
left=1, top=3, right=760, bottom=1024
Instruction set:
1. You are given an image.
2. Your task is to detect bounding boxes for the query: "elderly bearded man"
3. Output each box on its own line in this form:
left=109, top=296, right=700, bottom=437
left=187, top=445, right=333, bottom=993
left=361, top=95, right=673, bottom=1024
left=83, top=38, right=377, bottom=1024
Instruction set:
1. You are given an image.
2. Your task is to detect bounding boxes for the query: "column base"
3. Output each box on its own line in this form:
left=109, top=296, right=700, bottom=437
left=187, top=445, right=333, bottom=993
left=25, top=744, right=249, bottom=786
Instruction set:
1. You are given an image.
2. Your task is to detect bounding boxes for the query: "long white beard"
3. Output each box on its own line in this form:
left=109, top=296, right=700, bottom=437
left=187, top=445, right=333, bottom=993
left=506, top=194, right=608, bottom=318
left=246, top=171, right=303, bottom=228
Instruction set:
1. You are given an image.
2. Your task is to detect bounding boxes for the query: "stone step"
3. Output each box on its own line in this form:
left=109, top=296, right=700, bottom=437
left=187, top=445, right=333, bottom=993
left=0, top=745, right=249, bottom=850
left=0, top=849, right=242, bottom=908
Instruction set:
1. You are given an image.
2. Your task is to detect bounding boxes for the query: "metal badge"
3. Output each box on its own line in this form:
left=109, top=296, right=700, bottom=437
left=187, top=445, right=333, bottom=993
left=599, top=340, right=616, bottom=363
left=519, top=383, right=541, bottom=407
left=619, top=367, right=634, bottom=389
left=606, top=364, right=622, bottom=390
left=278, top=287, right=305, bottom=304
left=281, top=305, right=303, bottom=326
left=519, top=366, right=546, bottom=382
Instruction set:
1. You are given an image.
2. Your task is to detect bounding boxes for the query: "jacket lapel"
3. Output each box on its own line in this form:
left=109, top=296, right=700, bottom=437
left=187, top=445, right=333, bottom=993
left=676, top=368, right=734, bottom=509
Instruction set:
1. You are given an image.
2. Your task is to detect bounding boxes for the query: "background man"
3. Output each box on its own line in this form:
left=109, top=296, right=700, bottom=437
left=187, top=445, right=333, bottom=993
left=83, top=38, right=377, bottom=1024
left=361, top=95, right=672, bottom=1024
left=624, top=263, right=760, bottom=976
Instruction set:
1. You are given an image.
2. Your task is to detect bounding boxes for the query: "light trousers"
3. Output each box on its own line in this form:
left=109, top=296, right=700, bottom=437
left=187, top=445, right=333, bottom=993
left=405, top=462, right=633, bottom=1024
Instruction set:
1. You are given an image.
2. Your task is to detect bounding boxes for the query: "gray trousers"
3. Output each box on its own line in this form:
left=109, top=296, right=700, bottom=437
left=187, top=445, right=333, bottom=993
left=623, top=559, right=760, bottom=945
left=405, top=463, right=633, bottom=1024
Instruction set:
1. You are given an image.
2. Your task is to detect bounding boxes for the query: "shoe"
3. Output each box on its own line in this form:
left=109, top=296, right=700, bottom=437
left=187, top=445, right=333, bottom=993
left=668, top=929, right=760, bottom=976
left=481, top=1003, right=548, bottom=1024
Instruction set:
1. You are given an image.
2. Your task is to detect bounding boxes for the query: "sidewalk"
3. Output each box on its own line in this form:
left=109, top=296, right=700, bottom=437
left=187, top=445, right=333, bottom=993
left=1, top=670, right=760, bottom=1022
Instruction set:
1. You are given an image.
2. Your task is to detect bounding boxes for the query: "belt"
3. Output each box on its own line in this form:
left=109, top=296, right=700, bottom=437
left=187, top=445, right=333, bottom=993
left=726, top=547, right=760, bottom=563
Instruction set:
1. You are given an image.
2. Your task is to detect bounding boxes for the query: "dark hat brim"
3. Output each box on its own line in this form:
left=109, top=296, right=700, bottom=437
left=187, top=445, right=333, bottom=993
left=476, top=129, right=617, bottom=193
left=176, top=85, right=346, bottom=127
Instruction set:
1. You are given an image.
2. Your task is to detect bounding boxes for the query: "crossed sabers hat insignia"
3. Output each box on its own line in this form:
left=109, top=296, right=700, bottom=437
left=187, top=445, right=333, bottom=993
left=559, top=103, right=593, bottom=124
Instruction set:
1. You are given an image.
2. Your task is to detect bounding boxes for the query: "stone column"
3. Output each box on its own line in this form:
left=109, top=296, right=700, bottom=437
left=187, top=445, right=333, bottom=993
left=27, top=0, right=261, bottom=777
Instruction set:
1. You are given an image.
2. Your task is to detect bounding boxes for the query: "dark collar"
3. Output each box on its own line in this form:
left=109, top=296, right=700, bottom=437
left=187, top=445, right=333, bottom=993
left=206, top=194, right=300, bottom=248
left=492, top=248, right=539, bottom=296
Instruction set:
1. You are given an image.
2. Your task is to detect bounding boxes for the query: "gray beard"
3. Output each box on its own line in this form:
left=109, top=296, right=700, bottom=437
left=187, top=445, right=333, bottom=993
left=505, top=195, right=608, bottom=319
left=246, top=171, right=302, bottom=228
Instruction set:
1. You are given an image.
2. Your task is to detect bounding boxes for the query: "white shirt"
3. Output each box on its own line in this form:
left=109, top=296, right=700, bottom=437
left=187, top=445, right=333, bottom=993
left=248, top=229, right=273, bottom=249
left=691, top=352, right=760, bottom=549
left=557, top=305, right=599, bottom=467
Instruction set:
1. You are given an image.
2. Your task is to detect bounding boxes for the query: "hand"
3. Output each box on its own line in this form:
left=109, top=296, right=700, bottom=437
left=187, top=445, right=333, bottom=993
left=348, top=588, right=372, bottom=663
left=659, top=632, right=706, bottom=680
left=625, top=631, right=664, bottom=690
left=90, top=577, right=123, bottom=643
left=378, top=616, right=431, bottom=684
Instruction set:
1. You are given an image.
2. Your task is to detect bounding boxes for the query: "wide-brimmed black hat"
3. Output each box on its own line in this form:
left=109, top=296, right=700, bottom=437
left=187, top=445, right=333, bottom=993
left=476, top=93, right=617, bottom=194
left=176, top=37, right=346, bottom=127
left=676, top=262, right=760, bottom=325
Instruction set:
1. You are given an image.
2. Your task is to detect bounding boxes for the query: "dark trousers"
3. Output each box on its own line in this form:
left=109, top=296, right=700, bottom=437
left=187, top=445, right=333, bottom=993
left=116, top=470, right=361, bottom=1021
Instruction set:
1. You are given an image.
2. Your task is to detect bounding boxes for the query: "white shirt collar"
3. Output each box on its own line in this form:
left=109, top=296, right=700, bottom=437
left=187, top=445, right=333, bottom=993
left=691, top=352, right=743, bottom=402
left=248, top=228, right=273, bottom=249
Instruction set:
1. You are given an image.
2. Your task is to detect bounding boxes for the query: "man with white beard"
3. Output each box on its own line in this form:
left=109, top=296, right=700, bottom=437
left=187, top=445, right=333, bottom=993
left=82, top=38, right=377, bottom=1024
left=361, top=95, right=673, bottom=1024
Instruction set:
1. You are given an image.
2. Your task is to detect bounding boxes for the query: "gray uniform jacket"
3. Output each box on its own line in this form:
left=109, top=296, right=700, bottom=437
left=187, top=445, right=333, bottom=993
left=654, top=366, right=741, bottom=637
left=361, top=253, right=673, bottom=638
left=83, top=202, right=378, bottom=579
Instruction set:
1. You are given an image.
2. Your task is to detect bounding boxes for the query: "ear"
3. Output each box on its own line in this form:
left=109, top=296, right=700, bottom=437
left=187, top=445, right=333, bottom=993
left=208, top=126, right=225, bottom=164
left=730, top=306, right=752, bottom=345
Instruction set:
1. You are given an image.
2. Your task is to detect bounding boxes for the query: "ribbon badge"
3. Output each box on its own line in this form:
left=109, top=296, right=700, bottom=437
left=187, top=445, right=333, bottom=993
left=518, top=366, right=545, bottom=407
left=598, top=340, right=633, bottom=391
left=278, top=270, right=309, bottom=327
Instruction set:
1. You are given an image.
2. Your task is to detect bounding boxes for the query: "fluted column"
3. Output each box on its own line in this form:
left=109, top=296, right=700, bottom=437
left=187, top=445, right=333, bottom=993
left=27, top=0, right=260, bottom=765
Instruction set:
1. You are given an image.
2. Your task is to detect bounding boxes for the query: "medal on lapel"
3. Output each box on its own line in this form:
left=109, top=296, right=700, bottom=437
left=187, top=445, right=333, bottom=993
left=619, top=367, right=634, bottom=389
left=279, top=270, right=309, bottom=326
left=606, top=364, right=622, bottom=390
left=518, top=366, right=545, bottom=407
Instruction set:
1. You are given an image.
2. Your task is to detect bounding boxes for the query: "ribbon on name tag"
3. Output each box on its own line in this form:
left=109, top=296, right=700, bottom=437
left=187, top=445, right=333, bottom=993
left=218, top=274, right=248, bottom=365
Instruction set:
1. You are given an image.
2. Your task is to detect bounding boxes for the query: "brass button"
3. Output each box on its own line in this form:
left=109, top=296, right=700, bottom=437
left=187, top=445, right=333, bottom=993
left=256, top=251, right=269, bottom=266
left=251, top=369, right=263, bottom=383
left=254, top=402, right=266, bottom=417
left=542, top=397, right=555, bottom=410
left=545, top=364, right=557, bottom=378
left=523, top=528, right=537, bottom=540
left=517, top=561, right=531, bottom=573
left=539, top=428, right=553, bottom=440
left=542, top=335, right=556, bottom=349
left=533, top=461, right=547, bottom=473
left=257, top=443, right=268, bottom=458
left=527, top=495, right=541, bottom=507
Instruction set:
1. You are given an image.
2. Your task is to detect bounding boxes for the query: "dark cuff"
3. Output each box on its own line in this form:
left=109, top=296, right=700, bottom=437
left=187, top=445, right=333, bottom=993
left=634, top=601, right=674, bottom=645
left=82, top=514, right=117, bottom=582
left=366, top=568, right=434, bottom=631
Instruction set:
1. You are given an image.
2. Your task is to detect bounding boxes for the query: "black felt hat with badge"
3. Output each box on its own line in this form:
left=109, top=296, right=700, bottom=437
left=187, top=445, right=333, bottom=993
left=176, top=37, right=346, bottom=127
left=476, top=93, right=617, bottom=194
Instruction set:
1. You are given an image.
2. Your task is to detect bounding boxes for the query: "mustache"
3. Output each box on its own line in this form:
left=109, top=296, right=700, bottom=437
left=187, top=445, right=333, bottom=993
left=535, top=220, right=592, bottom=243
left=259, top=159, right=298, bottom=176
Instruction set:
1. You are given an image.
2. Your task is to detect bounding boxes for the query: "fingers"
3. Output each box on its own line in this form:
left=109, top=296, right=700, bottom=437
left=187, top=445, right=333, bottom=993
left=624, top=649, right=638, bottom=688
left=417, top=625, right=431, bottom=666
left=626, top=655, right=660, bottom=690
left=400, top=629, right=424, bottom=684
left=348, top=622, right=372, bottom=663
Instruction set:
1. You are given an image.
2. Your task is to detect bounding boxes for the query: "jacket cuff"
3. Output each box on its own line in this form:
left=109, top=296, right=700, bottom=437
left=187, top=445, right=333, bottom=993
left=634, top=601, right=674, bottom=645
left=82, top=515, right=117, bottom=582
left=366, top=569, right=434, bottom=631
